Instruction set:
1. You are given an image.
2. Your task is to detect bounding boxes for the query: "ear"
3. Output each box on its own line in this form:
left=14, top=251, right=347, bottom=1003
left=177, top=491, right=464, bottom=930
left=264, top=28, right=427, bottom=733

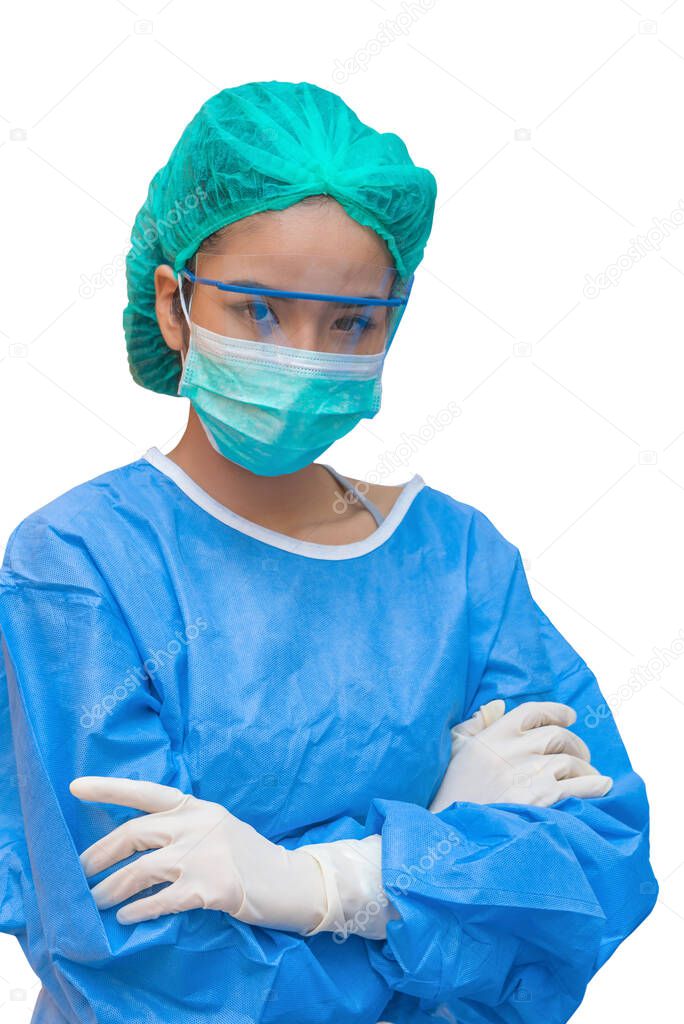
left=154, top=264, right=186, bottom=353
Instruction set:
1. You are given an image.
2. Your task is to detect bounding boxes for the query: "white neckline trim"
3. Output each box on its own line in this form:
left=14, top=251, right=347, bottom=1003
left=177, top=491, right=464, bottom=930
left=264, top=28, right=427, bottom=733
left=142, top=447, right=425, bottom=561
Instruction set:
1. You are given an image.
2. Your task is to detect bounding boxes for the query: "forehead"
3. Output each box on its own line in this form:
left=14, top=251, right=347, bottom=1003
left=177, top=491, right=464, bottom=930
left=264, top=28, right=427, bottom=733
left=191, top=253, right=398, bottom=299
left=201, top=198, right=395, bottom=267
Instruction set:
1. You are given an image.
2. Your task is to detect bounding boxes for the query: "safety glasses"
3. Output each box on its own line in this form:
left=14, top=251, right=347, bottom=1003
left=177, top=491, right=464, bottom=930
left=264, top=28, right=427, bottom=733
left=178, top=253, right=414, bottom=355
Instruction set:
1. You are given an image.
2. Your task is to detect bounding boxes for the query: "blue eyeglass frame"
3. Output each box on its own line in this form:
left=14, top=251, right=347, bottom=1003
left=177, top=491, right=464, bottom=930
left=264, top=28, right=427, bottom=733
left=179, top=267, right=414, bottom=308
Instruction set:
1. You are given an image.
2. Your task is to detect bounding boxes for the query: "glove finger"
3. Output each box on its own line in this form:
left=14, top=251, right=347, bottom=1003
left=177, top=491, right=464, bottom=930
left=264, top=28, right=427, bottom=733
left=79, top=810, right=181, bottom=877
left=451, top=718, right=481, bottom=743
left=547, top=754, right=601, bottom=780
left=450, top=729, right=468, bottom=756
left=70, top=776, right=187, bottom=814
left=477, top=699, right=506, bottom=729
left=553, top=774, right=614, bottom=801
left=508, top=701, right=577, bottom=732
left=450, top=699, right=506, bottom=751
left=116, top=880, right=197, bottom=925
left=522, top=724, right=592, bottom=762
left=89, top=848, right=180, bottom=909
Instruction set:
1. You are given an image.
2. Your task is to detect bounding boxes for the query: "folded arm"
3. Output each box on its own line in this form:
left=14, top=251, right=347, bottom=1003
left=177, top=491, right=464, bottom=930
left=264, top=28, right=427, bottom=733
left=0, top=522, right=389, bottom=1023
left=361, top=513, right=658, bottom=1022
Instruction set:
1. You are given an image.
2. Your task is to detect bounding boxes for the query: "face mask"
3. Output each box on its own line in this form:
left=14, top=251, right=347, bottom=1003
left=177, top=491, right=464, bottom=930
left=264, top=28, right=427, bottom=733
left=176, top=280, right=385, bottom=477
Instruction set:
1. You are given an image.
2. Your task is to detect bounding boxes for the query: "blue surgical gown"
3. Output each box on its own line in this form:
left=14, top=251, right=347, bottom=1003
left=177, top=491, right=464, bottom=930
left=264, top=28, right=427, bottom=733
left=0, top=447, right=657, bottom=1024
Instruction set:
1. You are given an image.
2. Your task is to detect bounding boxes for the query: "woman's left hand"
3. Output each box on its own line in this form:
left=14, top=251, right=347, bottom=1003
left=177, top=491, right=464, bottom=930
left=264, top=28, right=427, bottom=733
left=429, top=700, right=610, bottom=811
left=69, top=776, right=327, bottom=932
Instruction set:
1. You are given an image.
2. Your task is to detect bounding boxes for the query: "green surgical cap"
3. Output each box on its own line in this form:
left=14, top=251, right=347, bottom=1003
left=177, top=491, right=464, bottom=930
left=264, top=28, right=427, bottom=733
left=123, top=80, right=438, bottom=395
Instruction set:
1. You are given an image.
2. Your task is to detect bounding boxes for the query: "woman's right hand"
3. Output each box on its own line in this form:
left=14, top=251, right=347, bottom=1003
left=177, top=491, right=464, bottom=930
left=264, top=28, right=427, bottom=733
left=429, top=700, right=613, bottom=812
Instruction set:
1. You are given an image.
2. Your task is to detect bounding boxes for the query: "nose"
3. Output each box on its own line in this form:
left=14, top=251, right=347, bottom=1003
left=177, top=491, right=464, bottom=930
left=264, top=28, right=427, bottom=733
left=280, top=306, right=330, bottom=351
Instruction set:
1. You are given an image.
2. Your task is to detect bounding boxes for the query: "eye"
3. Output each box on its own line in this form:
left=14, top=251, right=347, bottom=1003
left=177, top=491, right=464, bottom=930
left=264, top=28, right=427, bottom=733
left=246, top=300, right=277, bottom=323
left=334, top=314, right=376, bottom=334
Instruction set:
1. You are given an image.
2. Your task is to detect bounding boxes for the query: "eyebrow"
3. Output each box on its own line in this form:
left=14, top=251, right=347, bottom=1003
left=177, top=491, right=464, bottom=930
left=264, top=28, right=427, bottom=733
left=226, top=279, right=293, bottom=301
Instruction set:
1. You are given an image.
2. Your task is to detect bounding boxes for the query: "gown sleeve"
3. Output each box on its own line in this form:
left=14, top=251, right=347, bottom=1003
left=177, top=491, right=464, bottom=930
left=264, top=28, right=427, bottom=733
left=0, top=651, right=29, bottom=937
left=363, top=508, right=658, bottom=1023
left=0, top=515, right=392, bottom=1024
left=0, top=516, right=195, bottom=958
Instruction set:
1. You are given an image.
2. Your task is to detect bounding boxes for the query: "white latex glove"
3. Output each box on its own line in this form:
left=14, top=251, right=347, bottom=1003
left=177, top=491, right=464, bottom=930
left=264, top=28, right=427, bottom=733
left=70, top=777, right=329, bottom=933
left=429, top=700, right=613, bottom=812
left=450, top=697, right=507, bottom=754
left=298, top=834, right=398, bottom=941
left=70, top=776, right=394, bottom=940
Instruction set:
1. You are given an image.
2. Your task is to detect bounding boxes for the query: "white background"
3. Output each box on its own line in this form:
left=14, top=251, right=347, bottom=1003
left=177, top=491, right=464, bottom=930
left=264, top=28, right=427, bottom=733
left=0, top=0, right=680, bottom=1019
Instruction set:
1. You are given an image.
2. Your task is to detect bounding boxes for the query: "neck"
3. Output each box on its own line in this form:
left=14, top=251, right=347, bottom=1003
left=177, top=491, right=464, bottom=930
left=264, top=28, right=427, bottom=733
left=166, top=407, right=337, bottom=532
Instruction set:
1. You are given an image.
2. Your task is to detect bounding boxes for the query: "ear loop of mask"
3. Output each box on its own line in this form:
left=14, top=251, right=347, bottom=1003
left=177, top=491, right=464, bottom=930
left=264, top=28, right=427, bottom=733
left=177, top=270, right=194, bottom=328
left=176, top=271, right=194, bottom=386
left=176, top=271, right=224, bottom=454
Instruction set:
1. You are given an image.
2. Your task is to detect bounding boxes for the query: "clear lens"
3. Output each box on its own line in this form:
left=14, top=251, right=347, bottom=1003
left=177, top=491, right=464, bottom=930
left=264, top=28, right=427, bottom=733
left=182, top=253, right=411, bottom=354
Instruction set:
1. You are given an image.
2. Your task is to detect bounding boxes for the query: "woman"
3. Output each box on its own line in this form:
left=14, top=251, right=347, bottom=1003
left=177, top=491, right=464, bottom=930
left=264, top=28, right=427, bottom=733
left=0, top=81, right=656, bottom=1024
